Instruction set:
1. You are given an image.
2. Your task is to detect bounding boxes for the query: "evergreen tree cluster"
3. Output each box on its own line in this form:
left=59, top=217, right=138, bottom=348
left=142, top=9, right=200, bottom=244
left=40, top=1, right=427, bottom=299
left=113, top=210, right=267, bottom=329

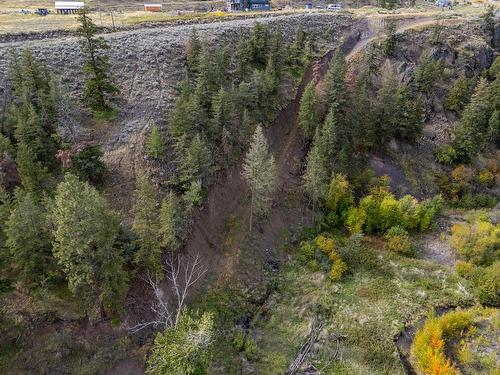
left=436, top=55, right=500, bottom=163
left=302, top=50, right=425, bottom=206
left=451, top=61, right=500, bottom=161
left=167, top=24, right=316, bottom=192
left=131, top=173, right=197, bottom=277
left=0, top=52, right=124, bottom=318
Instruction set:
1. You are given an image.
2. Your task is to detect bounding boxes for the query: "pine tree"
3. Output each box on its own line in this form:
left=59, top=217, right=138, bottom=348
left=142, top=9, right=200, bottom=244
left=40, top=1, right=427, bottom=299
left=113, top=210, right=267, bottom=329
left=186, top=29, right=202, bottom=76
left=51, top=174, right=127, bottom=318
left=169, top=87, right=205, bottom=140
left=446, top=73, right=475, bottom=113
left=453, top=78, right=493, bottom=159
left=8, top=49, right=59, bottom=135
left=293, top=26, right=306, bottom=65
left=235, top=32, right=252, bottom=80
left=183, top=179, right=203, bottom=212
left=242, top=126, right=278, bottom=232
left=132, top=173, right=161, bottom=277
left=177, top=134, right=212, bottom=187
left=297, top=82, right=318, bottom=141
left=374, top=65, right=400, bottom=149
left=69, top=144, right=107, bottom=187
left=248, top=23, right=270, bottom=68
left=147, top=124, right=166, bottom=160
left=7, top=50, right=59, bottom=172
left=351, top=71, right=373, bottom=150
left=488, top=61, right=499, bottom=145
left=302, top=35, right=317, bottom=67
left=414, top=51, right=442, bottom=93
left=480, top=5, right=495, bottom=47
left=77, top=7, right=118, bottom=112
left=323, top=51, right=348, bottom=124
left=303, top=128, right=329, bottom=219
left=15, top=142, right=50, bottom=197
left=318, top=110, right=338, bottom=165
left=0, top=187, right=11, bottom=249
left=5, top=190, right=53, bottom=283
left=382, top=20, right=397, bottom=56
left=210, top=87, right=228, bottom=144
left=159, top=191, right=183, bottom=252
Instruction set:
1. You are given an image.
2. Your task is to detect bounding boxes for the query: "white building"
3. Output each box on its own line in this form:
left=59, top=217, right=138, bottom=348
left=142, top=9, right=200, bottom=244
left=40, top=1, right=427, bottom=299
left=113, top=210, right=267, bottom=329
left=54, top=1, right=85, bottom=14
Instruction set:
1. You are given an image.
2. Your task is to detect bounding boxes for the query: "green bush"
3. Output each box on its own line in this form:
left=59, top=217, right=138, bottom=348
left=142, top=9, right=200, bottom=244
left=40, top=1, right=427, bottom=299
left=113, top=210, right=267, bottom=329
left=384, top=226, right=412, bottom=254
left=434, top=144, right=458, bottom=165
left=474, top=261, right=499, bottom=305
left=298, top=241, right=315, bottom=263
left=476, top=170, right=495, bottom=187
left=232, top=331, right=246, bottom=352
left=450, top=213, right=498, bottom=266
left=353, top=182, right=442, bottom=234
left=455, top=193, right=498, bottom=209
left=323, top=173, right=354, bottom=224
left=456, top=261, right=499, bottom=305
left=146, top=311, right=215, bottom=375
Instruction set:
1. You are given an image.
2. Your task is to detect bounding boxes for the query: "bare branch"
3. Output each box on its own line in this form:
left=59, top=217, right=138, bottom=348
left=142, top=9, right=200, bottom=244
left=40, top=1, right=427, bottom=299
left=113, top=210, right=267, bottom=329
left=128, top=252, right=207, bottom=333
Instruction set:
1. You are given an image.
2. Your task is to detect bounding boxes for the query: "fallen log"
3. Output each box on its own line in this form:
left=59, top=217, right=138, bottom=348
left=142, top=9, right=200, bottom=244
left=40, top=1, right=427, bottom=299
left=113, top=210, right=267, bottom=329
left=286, top=322, right=324, bottom=375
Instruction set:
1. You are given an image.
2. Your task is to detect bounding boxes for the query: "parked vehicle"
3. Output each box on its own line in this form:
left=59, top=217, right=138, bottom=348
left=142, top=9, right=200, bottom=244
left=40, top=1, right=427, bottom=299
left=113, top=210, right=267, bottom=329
left=35, top=8, right=49, bottom=16
left=327, top=3, right=342, bottom=10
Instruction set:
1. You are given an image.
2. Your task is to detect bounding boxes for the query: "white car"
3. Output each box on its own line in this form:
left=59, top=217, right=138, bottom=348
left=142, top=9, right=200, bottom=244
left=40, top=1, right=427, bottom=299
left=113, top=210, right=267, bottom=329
left=327, top=4, right=342, bottom=10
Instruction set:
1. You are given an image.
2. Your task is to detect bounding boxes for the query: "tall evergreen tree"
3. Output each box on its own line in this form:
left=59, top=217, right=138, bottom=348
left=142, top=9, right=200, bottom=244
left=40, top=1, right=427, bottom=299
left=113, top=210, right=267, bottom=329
left=242, top=126, right=277, bottom=232
left=147, top=124, right=166, bottom=160
left=382, top=20, right=397, bottom=56
left=350, top=71, right=373, bottom=150
left=247, top=23, right=270, bottom=68
left=77, top=7, right=118, bottom=112
left=5, top=190, right=53, bottom=283
left=6, top=50, right=59, bottom=176
left=15, top=142, right=50, bottom=197
left=323, top=52, right=348, bottom=122
left=446, top=73, right=476, bottom=113
left=480, top=5, right=495, bottom=47
left=453, top=78, right=493, bottom=159
left=159, top=191, right=184, bottom=252
left=303, top=128, right=329, bottom=218
left=51, top=174, right=127, bottom=318
left=169, top=84, right=205, bottom=140
left=374, top=65, right=400, bottom=149
left=186, top=29, right=202, bottom=76
left=0, top=187, right=11, bottom=249
left=177, top=134, right=212, bottom=187
left=297, top=82, right=318, bottom=141
left=132, top=173, right=162, bottom=277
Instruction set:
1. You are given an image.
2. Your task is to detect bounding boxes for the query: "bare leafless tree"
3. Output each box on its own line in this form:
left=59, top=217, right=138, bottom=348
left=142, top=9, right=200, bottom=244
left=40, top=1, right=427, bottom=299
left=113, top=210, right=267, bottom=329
left=129, top=252, right=207, bottom=333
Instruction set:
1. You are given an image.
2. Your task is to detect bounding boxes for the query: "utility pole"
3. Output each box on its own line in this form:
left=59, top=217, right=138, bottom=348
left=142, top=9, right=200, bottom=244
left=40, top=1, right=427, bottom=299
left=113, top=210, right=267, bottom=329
left=111, top=11, right=115, bottom=31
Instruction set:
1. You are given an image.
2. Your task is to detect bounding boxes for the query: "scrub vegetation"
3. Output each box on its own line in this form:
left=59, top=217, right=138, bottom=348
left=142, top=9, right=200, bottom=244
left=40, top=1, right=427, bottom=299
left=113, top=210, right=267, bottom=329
left=0, top=4, right=498, bottom=375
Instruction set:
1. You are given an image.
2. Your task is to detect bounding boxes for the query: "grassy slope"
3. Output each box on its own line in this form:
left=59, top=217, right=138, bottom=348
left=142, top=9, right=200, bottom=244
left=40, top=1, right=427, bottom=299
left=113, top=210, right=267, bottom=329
left=244, top=236, right=473, bottom=374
